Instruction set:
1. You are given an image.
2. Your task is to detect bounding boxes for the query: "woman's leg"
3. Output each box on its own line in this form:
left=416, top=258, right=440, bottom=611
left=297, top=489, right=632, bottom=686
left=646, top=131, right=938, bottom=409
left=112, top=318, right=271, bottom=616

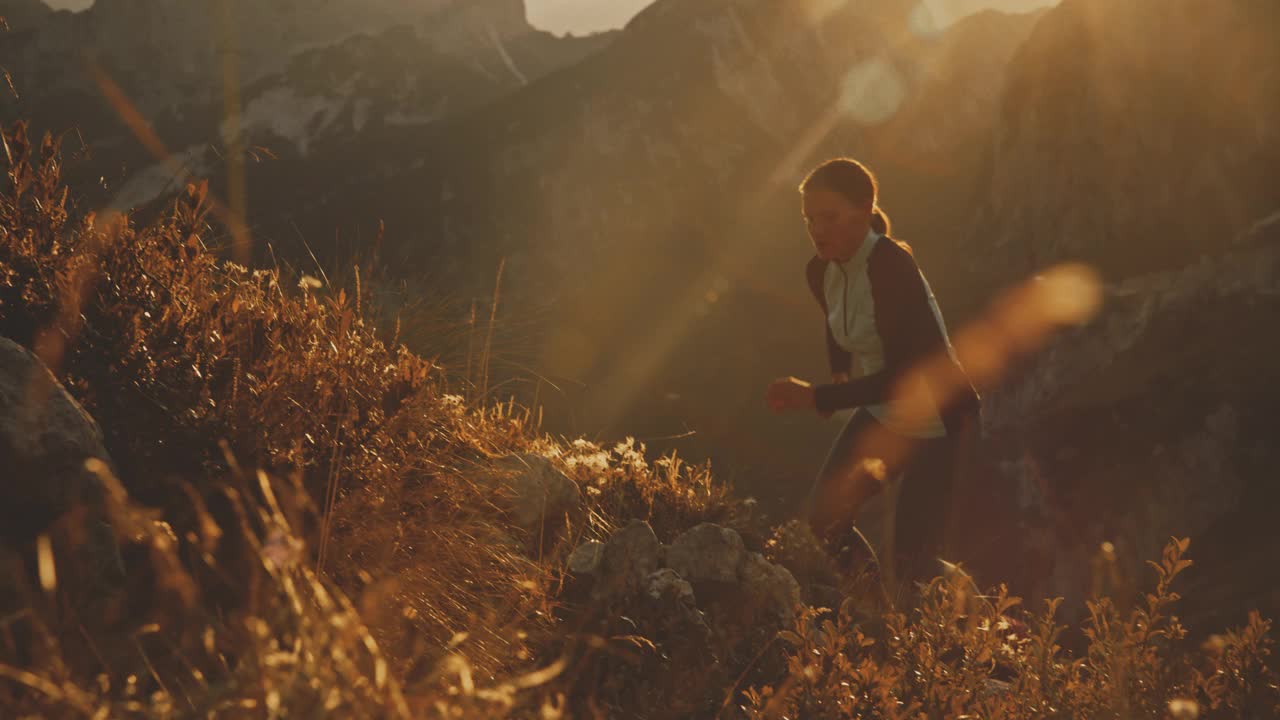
left=805, top=409, right=884, bottom=578
left=891, top=434, right=961, bottom=596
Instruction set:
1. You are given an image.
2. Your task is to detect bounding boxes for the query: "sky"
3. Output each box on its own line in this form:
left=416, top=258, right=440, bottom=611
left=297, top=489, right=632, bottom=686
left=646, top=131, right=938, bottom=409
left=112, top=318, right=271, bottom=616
left=527, top=0, right=1058, bottom=36
left=525, top=0, right=654, bottom=35
left=41, top=0, right=1057, bottom=36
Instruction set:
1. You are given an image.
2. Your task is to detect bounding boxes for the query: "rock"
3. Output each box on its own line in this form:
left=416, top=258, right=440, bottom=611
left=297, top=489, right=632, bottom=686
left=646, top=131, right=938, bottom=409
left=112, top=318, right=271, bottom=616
left=595, top=519, right=660, bottom=600
left=666, top=523, right=744, bottom=584
left=645, top=568, right=694, bottom=604
left=0, top=337, right=124, bottom=642
left=737, top=552, right=802, bottom=624
left=479, top=453, right=583, bottom=538
left=981, top=678, right=1012, bottom=699
left=808, top=583, right=845, bottom=612
left=643, top=568, right=708, bottom=653
left=568, top=540, right=603, bottom=575
left=0, top=338, right=114, bottom=547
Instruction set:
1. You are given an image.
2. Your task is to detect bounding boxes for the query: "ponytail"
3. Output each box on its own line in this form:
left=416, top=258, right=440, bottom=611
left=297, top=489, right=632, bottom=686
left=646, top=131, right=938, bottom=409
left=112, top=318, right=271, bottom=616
left=870, top=206, right=890, bottom=235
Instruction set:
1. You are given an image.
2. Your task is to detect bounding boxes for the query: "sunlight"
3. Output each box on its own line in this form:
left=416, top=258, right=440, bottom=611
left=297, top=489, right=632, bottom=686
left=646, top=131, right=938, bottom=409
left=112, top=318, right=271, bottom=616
left=799, top=0, right=853, bottom=25
left=525, top=0, right=653, bottom=35
left=838, top=57, right=907, bottom=126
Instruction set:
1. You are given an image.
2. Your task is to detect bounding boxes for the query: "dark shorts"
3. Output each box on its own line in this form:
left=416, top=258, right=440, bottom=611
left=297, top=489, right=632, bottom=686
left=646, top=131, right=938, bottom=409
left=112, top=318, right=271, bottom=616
left=805, top=407, right=973, bottom=594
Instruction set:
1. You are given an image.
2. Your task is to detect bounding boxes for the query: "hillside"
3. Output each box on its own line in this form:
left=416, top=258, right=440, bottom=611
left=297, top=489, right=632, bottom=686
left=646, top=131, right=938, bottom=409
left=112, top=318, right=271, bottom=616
left=2, top=121, right=1278, bottom=718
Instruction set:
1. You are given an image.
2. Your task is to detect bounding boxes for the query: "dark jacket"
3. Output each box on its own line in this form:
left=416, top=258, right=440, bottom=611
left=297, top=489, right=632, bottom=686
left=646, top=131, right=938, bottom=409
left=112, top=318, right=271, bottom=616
left=805, top=236, right=981, bottom=438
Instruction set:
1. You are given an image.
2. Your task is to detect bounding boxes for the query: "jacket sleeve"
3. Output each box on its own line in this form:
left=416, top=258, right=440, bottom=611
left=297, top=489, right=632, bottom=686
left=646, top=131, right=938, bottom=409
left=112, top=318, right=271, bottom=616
left=806, top=257, right=852, bottom=376
left=812, top=241, right=974, bottom=435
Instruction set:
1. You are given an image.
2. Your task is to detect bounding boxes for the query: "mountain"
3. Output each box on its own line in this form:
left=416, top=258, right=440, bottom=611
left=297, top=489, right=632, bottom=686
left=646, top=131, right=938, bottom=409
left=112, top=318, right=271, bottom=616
left=0, top=0, right=51, bottom=31
left=251, top=0, right=1041, bottom=283
left=959, top=0, right=1280, bottom=625
left=0, top=0, right=615, bottom=209
left=960, top=0, right=1280, bottom=292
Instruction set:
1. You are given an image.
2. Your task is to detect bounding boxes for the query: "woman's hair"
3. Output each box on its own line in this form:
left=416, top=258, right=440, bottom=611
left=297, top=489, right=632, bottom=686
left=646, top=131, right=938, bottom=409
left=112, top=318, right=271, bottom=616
left=799, top=157, right=892, bottom=235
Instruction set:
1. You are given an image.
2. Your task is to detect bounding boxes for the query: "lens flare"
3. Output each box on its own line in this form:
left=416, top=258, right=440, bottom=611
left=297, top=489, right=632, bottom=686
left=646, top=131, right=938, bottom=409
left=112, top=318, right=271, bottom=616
left=838, top=58, right=907, bottom=126
left=828, top=262, right=1105, bottom=510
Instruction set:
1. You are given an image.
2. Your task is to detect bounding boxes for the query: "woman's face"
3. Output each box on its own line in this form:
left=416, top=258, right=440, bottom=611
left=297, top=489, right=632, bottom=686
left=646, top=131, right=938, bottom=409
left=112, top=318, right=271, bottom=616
left=802, top=188, right=872, bottom=262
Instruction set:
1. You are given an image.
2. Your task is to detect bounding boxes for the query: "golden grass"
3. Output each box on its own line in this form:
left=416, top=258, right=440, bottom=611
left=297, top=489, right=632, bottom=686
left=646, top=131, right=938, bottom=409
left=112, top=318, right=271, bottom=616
left=743, top=537, right=1278, bottom=719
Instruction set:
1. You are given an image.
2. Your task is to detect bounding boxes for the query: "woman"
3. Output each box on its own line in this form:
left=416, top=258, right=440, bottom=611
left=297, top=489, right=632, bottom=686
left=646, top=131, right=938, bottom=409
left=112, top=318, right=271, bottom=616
left=765, top=158, right=981, bottom=603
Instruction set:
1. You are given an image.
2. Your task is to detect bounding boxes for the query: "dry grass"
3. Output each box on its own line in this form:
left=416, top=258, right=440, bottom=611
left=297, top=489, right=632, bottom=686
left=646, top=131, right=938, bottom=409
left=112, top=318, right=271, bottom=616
left=743, top=537, right=1279, bottom=719
left=2, top=121, right=1277, bottom=718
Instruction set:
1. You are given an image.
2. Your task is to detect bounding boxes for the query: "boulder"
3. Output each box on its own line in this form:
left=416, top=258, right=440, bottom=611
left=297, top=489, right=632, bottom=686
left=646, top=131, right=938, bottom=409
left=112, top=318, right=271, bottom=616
left=479, top=453, right=583, bottom=537
left=0, top=337, right=114, bottom=547
left=666, top=522, right=744, bottom=584
left=0, top=337, right=123, bottom=638
left=595, top=519, right=660, bottom=600
left=568, top=519, right=802, bottom=628
left=567, top=540, right=604, bottom=575
left=645, top=568, right=694, bottom=604
left=738, top=552, right=802, bottom=624
left=643, top=568, right=708, bottom=650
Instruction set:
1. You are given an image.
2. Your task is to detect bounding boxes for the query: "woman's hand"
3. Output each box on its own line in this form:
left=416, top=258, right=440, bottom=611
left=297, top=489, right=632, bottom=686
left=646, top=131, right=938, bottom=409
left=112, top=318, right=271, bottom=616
left=766, top=376, right=817, bottom=414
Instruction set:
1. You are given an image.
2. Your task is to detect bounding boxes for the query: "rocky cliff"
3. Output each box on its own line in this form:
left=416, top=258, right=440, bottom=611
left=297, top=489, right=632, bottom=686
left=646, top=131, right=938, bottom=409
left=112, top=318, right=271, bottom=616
left=959, top=0, right=1280, bottom=625
left=959, top=0, right=1280, bottom=294
left=0, top=0, right=614, bottom=209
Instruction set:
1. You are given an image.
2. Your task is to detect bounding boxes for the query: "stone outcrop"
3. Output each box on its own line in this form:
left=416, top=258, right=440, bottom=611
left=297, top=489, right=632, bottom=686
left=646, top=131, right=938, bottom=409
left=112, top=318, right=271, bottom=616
left=969, top=212, right=1280, bottom=625
left=0, top=337, right=124, bottom=629
left=592, top=518, right=661, bottom=600
left=666, top=522, right=744, bottom=584
left=0, top=337, right=114, bottom=547
left=478, top=452, right=584, bottom=540
left=568, top=520, right=800, bottom=625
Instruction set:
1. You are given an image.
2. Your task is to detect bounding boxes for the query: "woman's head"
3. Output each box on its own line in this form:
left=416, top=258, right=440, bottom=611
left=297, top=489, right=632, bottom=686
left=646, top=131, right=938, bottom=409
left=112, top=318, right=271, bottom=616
left=799, top=158, right=890, bottom=262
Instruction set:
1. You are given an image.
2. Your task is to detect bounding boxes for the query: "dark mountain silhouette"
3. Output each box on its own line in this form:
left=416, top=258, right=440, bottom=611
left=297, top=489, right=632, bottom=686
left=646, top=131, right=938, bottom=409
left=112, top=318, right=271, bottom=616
left=0, top=0, right=51, bottom=30
left=0, top=0, right=614, bottom=209
left=958, top=0, right=1280, bottom=292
